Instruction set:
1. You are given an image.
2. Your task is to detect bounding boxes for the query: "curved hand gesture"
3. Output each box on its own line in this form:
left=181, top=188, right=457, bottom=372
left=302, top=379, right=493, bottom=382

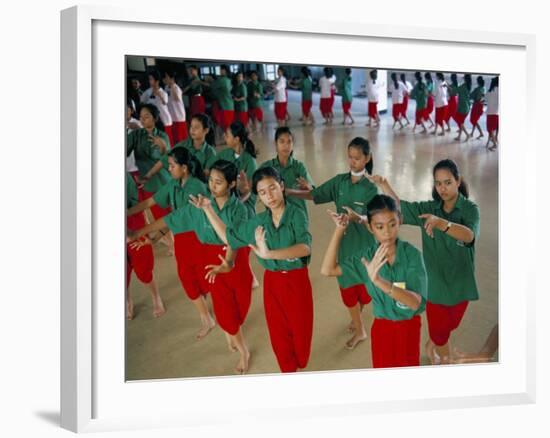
left=249, top=226, right=270, bottom=258
left=128, top=235, right=152, bottom=250
left=366, top=174, right=387, bottom=186
left=361, top=243, right=389, bottom=283
left=419, top=214, right=443, bottom=238
left=295, top=176, right=313, bottom=191
left=327, top=209, right=349, bottom=229
left=204, top=254, right=233, bottom=284
left=148, top=135, right=167, bottom=154
left=189, top=194, right=212, bottom=210
left=342, top=206, right=363, bottom=224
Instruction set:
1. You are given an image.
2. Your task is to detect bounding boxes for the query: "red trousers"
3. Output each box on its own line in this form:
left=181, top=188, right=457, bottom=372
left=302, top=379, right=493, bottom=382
left=274, top=102, right=287, bottom=121
left=426, top=95, right=434, bottom=116
left=302, top=100, right=313, bottom=117
left=140, top=190, right=171, bottom=219
left=401, top=94, right=409, bottom=117
left=368, top=102, right=378, bottom=118
left=201, top=244, right=253, bottom=335
left=454, top=111, right=468, bottom=125
left=221, top=110, right=235, bottom=131
left=190, top=95, right=205, bottom=117
left=435, top=106, right=448, bottom=126
left=126, top=212, right=154, bottom=288
left=263, top=267, right=314, bottom=373
left=371, top=315, right=421, bottom=368
left=392, top=102, right=403, bottom=121
left=447, top=95, right=457, bottom=122
left=248, top=107, right=264, bottom=122
left=172, top=121, right=188, bottom=144
left=174, top=231, right=209, bottom=300
left=426, top=301, right=469, bottom=346
left=163, top=124, right=174, bottom=148
left=470, top=101, right=484, bottom=125
left=342, top=101, right=352, bottom=115
left=320, top=97, right=332, bottom=116
left=415, top=109, right=425, bottom=125
left=487, top=114, right=499, bottom=133
left=236, top=111, right=249, bottom=126
left=339, top=284, right=371, bottom=308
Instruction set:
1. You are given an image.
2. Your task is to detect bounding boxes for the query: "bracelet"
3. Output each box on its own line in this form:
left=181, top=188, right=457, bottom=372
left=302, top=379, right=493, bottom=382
left=159, top=230, right=166, bottom=236
left=443, top=221, right=452, bottom=233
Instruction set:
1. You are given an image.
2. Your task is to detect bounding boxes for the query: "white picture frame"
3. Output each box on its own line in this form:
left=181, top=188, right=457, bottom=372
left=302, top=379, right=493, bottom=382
left=60, top=5, right=536, bottom=433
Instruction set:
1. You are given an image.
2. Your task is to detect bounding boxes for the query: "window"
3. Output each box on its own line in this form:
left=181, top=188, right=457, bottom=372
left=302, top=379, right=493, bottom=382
left=264, top=64, right=278, bottom=81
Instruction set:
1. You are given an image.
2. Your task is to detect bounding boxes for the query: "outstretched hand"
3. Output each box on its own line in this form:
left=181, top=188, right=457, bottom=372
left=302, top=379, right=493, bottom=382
left=189, top=194, right=212, bottom=210
left=248, top=226, right=270, bottom=258
left=327, top=209, right=349, bottom=228
left=361, top=243, right=389, bottom=283
left=419, top=214, right=443, bottom=238
left=204, top=254, right=233, bottom=284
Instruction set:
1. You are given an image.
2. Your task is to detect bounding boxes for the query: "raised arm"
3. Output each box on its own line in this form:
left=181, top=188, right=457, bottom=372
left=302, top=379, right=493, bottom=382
left=320, top=210, right=349, bottom=277
left=127, top=197, right=156, bottom=216
left=189, top=194, right=229, bottom=245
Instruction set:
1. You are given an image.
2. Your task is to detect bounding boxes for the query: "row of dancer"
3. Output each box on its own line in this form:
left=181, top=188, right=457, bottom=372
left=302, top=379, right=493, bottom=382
left=126, top=107, right=483, bottom=374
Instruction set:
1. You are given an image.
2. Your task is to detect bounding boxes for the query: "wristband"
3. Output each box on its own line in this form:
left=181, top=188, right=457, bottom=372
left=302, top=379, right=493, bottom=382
left=443, top=221, right=452, bottom=233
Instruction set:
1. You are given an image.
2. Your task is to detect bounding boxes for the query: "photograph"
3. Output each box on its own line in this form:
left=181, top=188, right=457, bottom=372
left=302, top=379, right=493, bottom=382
left=124, top=56, right=499, bottom=380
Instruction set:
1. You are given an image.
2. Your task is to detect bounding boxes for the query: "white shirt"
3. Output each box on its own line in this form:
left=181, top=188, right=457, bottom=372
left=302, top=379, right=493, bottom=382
left=486, top=88, right=499, bottom=115
left=141, top=87, right=173, bottom=126
left=391, top=81, right=407, bottom=104
left=166, top=84, right=186, bottom=122
left=434, top=80, right=449, bottom=108
left=274, top=76, right=287, bottom=103
left=404, top=80, right=413, bottom=93
left=126, top=117, right=142, bottom=172
left=366, top=78, right=379, bottom=102
left=319, top=76, right=333, bottom=98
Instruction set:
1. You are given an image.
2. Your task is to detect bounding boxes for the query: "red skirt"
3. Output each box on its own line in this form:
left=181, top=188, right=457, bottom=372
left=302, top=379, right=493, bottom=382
left=487, top=114, right=499, bottom=133
left=221, top=110, right=235, bottom=130
left=342, top=101, right=352, bottom=115
left=470, top=101, right=484, bottom=125
left=435, top=106, right=448, bottom=126
left=368, top=101, right=378, bottom=118
left=392, top=102, right=403, bottom=121
left=415, top=109, right=425, bottom=125
left=401, top=94, right=409, bottom=116
left=172, top=121, right=188, bottom=144
left=212, top=101, right=222, bottom=126
left=454, top=111, right=468, bottom=125
left=302, top=100, right=313, bottom=116
left=163, top=124, right=174, bottom=148
left=248, top=107, right=264, bottom=122
left=274, top=102, right=287, bottom=121
left=190, top=95, right=205, bottom=117
left=126, top=212, right=154, bottom=288
left=201, top=244, right=253, bottom=335
left=263, top=267, right=314, bottom=372
left=371, top=315, right=421, bottom=368
left=447, top=95, right=458, bottom=122
left=320, top=97, right=332, bottom=116
left=339, top=284, right=371, bottom=308
left=426, top=95, right=434, bottom=115
left=236, top=111, right=249, bottom=126
left=426, top=301, right=469, bottom=346
left=174, top=231, right=209, bottom=300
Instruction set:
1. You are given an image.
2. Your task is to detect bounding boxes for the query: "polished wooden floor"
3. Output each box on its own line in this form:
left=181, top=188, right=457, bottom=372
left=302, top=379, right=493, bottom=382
left=126, top=91, right=498, bottom=380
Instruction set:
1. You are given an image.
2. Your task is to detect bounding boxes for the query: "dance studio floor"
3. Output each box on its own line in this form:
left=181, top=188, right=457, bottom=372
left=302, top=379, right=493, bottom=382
left=126, top=91, right=498, bottom=380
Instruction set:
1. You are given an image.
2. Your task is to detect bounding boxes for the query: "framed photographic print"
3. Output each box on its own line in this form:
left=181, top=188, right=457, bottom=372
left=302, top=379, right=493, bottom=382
left=61, top=5, right=536, bottom=433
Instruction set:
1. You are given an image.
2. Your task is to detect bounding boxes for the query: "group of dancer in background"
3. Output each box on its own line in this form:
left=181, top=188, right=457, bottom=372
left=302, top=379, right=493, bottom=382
left=126, top=72, right=494, bottom=372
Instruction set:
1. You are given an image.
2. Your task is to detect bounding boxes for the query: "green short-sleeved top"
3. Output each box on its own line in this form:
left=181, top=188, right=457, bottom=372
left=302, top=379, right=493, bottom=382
left=188, top=77, right=203, bottom=96
left=470, top=86, right=486, bottom=103
left=247, top=80, right=263, bottom=108
left=226, top=202, right=312, bottom=271
left=410, top=83, right=428, bottom=110
left=152, top=176, right=207, bottom=211
left=311, top=172, right=378, bottom=286
left=213, top=76, right=235, bottom=111
left=448, top=84, right=458, bottom=97
left=217, top=148, right=258, bottom=215
left=232, top=82, right=248, bottom=112
left=164, top=194, right=248, bottom=244
left=126, top=173, right=139, bottom=209
left=259, top=156, right=315, bottom=214
left=127, top=128, right=172, bottom=193
left=300, top=77, right=313, bottom=101
left=173, top=140, right=218, bottom=171
left=400, top=194, right=480, bottom=305
left=427, top=81, right=434, bottom=95
left=341, top=76, right=353, bottom=103
left=340, top=239, right=427, bottom=320
left=456, top=84, right=472, bottom=114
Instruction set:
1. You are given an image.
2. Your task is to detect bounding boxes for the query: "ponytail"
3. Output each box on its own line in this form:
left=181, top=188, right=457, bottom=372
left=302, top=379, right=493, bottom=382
left=168, top=147, right=207, bottom=183
left=191, top=113, right=216, bottom=147
left=391, top=73, right=399, bottom=90
left=229, top=121, right=257, bottom=158
left=431, top=159, right=469, bottom=201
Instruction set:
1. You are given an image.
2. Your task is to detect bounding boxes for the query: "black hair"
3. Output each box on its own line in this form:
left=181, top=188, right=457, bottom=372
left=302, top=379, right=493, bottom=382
left=489, top=76, right=499, bottom=92
left=190, top=113, right=216, bottom=146
left=450, top=73, right=459, bottom=87
left=209, top=159, right=239, bottom=196
left=229, top=121, right=257, bottom=158
left=345, top=68, right=352, bottom=76
left=138, top=103, right=164, bottom=131
left=274, top=126, right=294, bottom=142
left=391, top=72, right=399, bottom=90
left=189, top=64, right=198, bottom=71
left=220, top=64, right=229, bottom=74
left=164, top=71, right=177, bottom=80
left=277, top=66, right=286, bottom=76
left=464, top=74, right=473, bottom=92
left=370, top=69, right=377, bottom=83
left=366, top=194, right=400, bottom=224
left=168, top=147, right=206, bottom=183
left=477, top=75, right=485, bottom=87
left=249, top=70, right=258, bottom=78
left=431, top=159, right=469, bottom=201
left=424, top=72, right=433, bottom=84
left=301, top=66, right=311, bottom=78
left=400, top=73, right=407, bottom=83
left=436, top=72, right=445, bottom=81
left=251, top=166, right=284, bottom=196
left=148, top=70, right=161, bottom=83
left=414, top=71, right=423, bottom=83
left=324, top=67, right=331, bottom=78
left=348, top=137, right=373, bottom=175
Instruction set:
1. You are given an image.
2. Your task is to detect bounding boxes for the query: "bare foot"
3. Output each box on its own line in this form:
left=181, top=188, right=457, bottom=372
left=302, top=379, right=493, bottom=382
left=347, top=320, right=356, bottom=333
left=438, top=132, right=445, bottom=136
left=477, top=133, right=484, bottom=139
left=196, top=317, right=216, bottom=340
left=345, top=330, right=367, bottom=350
left=127, top=299, right=134, bottom=320
left=225, top=332, right=238, bottom=353
left=425, top=340, right=436, bottom=364
left=235, top=350, right=251, bottom=374
left=453, top=136, right=461, bottom=141
left=252, top=275, right=260, bottom=289
left=152, top=298, right=166, bottom=318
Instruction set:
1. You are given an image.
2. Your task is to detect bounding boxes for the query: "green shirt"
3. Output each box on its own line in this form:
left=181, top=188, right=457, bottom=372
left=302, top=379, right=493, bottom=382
left=340, top=76, right=353, bottom=103
left=299, top=77, right=313, bottom=101
left=340, top=239, right=427, bottom=320
left=126, top=128, right=171, bottom=193
left=400, top=194, right=480, bottom=305
left=426, top=81, right=434, bottom=95
left=247, top=80, right=263, bottom=108
left=232, top=82, right=248, bottom=112
left=448, top=84, right=458, bottom=97
left=217, top=148, right=258, bottom=215
left=173, top=140, right=218, bottom=171
left=311, top=172, right=378, bottom=286
left=470, top=86, right=485, bottom=103
left=456, top=84, right=472, bottom=114
left=187, top=77, right=203, bottom=96
left=410, top=83, right=428, bottom=110
left=259, top=156, right=315, bottom=215
left=226, top=202, right=311, bottom=271
left=152, top=176, right=207, bottom=211
left=213, top=76, right=234, bottom=111
left=164, top=194, right=248, bottom=244
left=126, top=173, right=139, bottom=209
